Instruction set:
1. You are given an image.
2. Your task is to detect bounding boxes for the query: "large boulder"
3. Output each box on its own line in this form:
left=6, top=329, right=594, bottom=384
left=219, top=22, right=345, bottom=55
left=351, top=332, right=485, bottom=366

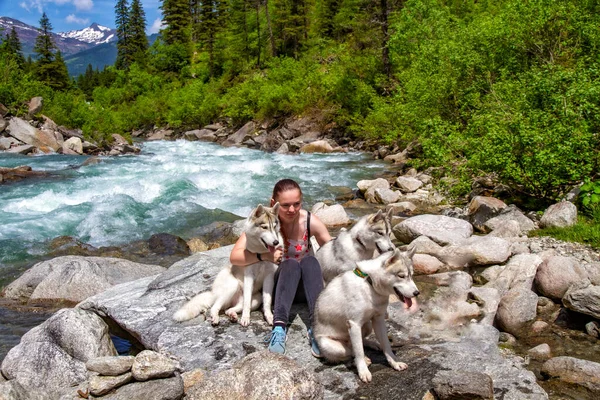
left=1, top=308, right=116, bottom=397
left=3, top=256, right=165, bottom=303
left=484, top=205, right=536, bottom=235
left=539, top=201, right=578, bottom=228
left=562, top=280, right=600, bottom=319
left=495, top=287, right=538, bottom=337
left=534, top=256, right=588, bottom=301
left=186, top=351, right=322, bottom=399
left=222, top=121, right=255, bottom=147
left=7, top=117, right=61, bottom=152
left=393, top=214, right=473, bottom=246
left=467, top=196, right=507, bottom=232
left=541, top=356, right=600, bottom=394
left=71, top=246, right=547, bottom=399
left=311, top=202, right=350, bottom=226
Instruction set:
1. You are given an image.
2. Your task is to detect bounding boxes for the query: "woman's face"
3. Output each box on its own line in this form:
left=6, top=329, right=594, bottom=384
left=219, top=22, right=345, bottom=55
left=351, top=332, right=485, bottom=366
left=273, top=188, right=302, bottom=223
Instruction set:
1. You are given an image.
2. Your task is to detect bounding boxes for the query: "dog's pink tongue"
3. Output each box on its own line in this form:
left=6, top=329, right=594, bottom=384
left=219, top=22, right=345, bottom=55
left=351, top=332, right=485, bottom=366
left=268, top=245, right=276, bottom=253
left=404, top=297, right=413, bottom=309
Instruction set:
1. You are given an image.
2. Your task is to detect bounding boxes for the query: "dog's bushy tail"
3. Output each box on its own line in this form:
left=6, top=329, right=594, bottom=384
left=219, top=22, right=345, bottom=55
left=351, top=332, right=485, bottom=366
left=173, top=291, right=214, bottom=322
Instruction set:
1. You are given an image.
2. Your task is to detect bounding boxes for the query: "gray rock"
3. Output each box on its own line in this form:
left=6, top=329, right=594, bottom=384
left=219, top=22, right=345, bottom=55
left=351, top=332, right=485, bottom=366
left=374, top=187, right=401, bottom=204
left=393, top=214, right=473, bottom=246
left=496, top=287, right=538, bottom=337
left=541, top=356, right=600, bottom=393
left=185, top=351, right=322, bottom=400
left=222, top=121, right=255, bottom=147
left=413, top=253, right=444, bottom=275
left=299, top=139, right=336, bottom=153
left=540, top=201, right=578, bottom=228
left=484, top=254, right=544, bottom=297
left=311, top=202, right=350, bottom=226
left=74, top=247, right=546, bottom=399
left=86, top=356, right=135, bottom=376
left=28, top=96, right=43, bottom=117
left=0, top=136, right=20, bottom=150
left=0, top=308, right=116, bottom=396
left=385, top=201, right=417, bottom=215
left=586, top=321, right=600, bottom=338
left=432, top=370, right=494, bottom=400
left=395, top=176, right=423, bottom=193
left=528, top=343, right=552, bottom=361
left=467, top=196, right=507, bottom=232
left=8, top=117, right=60, bottom=151
left=469, top=286, right=501, bottom=325
left=100, top=375, right=184, bottom=400
left=563, top=280, right=600, bottom=319
left=5, top=144, right=35, bottom=154
left=3, top=256, right=165, bottom=303
left=488, top=220, right=522, bottom=238
left=484, top=206, right=536, bottom=235
left=132, top=350, right=178, bottom=381
left=357, top=178, right=389, bottom=203
left=535, top=256, right=587, bottom=301
left=184, top=129, right=217, bottom=142
left=62, top=137, right=83, bottom=155
left=89, top=372, right=133, bottom=396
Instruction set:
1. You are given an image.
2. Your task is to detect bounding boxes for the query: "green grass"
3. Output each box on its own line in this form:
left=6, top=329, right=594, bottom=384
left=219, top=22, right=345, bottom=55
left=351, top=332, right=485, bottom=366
left=529, top=216, right=600, bottom=249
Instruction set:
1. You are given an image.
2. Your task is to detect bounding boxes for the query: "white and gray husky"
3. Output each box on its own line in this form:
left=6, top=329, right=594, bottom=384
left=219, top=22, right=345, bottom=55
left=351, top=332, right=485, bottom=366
left=316, top=209, right=395, bottom=284
left=173, top=203, right=282, bottom=326
left=313, top=248, right=419, bottom=383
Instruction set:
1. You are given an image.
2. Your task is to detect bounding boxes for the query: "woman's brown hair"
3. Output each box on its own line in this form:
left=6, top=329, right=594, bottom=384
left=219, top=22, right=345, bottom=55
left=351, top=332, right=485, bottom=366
left=271, top=178, right=302, bottom=202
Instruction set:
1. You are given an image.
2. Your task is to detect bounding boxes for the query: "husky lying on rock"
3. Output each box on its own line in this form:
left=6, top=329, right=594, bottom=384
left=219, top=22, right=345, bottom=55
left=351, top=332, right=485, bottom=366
left=316, top=209, right=395, bottom=284
left=313, top=248, right=419, bottom=383
left=173, top=203, right=282, bottom=326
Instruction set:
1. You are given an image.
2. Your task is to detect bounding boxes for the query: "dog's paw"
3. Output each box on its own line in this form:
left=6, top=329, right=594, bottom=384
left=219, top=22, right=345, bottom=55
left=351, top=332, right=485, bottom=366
left=264, top=311, right=274, bottom=325
left=240, top=313, right=251, bottom=326
left=210, top=313, right=220, bottom=326
left=390, top=360, right=408, bottom=371
left=358, top=366, right=372, bottom=383
left=225, top=310, right=238, bottom=321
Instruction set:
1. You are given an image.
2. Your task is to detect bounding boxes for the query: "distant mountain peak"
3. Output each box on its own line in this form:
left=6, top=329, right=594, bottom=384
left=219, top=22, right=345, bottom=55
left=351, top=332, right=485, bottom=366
left=57, top=23, right=116, bottom=45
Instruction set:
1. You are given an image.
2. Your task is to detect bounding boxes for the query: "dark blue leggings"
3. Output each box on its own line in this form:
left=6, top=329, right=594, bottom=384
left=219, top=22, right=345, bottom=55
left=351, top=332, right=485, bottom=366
left=273, top=256, right=324, bottom=326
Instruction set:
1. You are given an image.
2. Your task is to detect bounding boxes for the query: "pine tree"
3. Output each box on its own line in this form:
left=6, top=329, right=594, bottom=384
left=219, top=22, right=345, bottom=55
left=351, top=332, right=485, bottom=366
left=6, top=27, right=25, bottom=66
left=33, top=12, right=69, bottom=89
left=129, top=0, right=148, bottom=66
left=160, top=0, right=192, bottom=46
left=115, top=0, right=131, bottom=69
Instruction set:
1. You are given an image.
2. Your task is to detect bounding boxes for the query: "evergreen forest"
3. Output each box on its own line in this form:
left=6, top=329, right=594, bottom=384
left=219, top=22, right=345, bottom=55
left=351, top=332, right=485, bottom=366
left=1, top=0, right=599, bottom=205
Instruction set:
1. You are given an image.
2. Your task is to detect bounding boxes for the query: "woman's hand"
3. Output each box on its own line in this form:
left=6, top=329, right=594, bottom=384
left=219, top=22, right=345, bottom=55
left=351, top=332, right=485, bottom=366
left=264, top=247, right=284, bottom=264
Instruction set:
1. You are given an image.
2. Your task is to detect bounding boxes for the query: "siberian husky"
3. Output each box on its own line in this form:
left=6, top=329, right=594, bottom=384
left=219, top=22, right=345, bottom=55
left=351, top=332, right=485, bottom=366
left=316, top=209, right=395, bottom=284
left=313, top=248, right=419, bottom=383
left=173, top=203, right=282, bottom=326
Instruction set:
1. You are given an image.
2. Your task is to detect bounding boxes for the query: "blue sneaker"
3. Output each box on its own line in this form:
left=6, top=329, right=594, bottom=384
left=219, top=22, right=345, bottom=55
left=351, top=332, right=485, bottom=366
left=265, top=326, right=287, bottom=354
left=307, top=328, right=322, bottom=358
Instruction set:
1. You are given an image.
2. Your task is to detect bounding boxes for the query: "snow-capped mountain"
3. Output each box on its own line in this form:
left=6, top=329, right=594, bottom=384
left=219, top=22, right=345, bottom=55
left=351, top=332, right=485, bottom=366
left=57, top=23, right=116, bottom=45
left=0, top=17, right=116, bottom=56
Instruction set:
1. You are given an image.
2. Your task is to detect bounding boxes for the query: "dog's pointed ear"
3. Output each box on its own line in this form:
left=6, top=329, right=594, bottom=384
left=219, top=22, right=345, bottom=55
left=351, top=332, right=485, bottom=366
left=253, top=204, right=265, bottom=217
left=271, top=202, right=280, bottom=215
left=370, top=209, right=384, bottom=223
left=385, top=248, right=402, bottom=266
left=404, top=243, right=416, bottom=260
left=386, top=207, right=393, bottom=222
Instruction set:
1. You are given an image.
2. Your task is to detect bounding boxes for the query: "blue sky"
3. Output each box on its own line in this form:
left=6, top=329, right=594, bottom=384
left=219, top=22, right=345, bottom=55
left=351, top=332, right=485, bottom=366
left=0, top=0, right=164, bottom=34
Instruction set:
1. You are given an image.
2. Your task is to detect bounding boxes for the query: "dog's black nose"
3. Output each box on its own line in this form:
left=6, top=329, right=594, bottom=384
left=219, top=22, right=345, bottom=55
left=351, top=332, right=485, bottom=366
left=273, top=240, right=279, bottom=246
left=413, top=290, right=420, bottom=297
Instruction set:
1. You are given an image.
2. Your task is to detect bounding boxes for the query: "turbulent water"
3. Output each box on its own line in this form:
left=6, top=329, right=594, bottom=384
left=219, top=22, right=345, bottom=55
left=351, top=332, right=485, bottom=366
left=0, top=139, right=387, bottom=284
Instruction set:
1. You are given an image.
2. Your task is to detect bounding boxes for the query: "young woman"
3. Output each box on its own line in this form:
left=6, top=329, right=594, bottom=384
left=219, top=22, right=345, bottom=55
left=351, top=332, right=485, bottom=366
left=230, top=179, right=331, bottom=356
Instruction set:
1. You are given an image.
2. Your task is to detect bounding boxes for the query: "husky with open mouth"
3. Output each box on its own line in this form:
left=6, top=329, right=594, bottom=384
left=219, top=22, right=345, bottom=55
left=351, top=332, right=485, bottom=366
left=173, top=203, right=282, bottom=326
left=313, top=248, right=419, bottom=383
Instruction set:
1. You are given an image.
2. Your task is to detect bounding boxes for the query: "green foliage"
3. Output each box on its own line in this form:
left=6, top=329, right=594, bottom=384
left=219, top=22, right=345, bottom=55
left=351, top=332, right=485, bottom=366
left=578, top=179, right=600, bottom=220
left=530, top=216, right=600, bottom=249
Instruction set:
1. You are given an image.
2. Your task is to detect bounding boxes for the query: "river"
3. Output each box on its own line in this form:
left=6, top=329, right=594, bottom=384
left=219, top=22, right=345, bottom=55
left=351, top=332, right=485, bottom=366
left=0, top=139, right=387, bottom=361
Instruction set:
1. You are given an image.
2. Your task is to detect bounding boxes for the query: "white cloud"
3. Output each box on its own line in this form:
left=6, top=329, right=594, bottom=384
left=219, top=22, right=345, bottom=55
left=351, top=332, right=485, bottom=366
left=73, top=0, right=93, bottom=11
left=149, top=18, right=164, bottom=34
left=66, top=14, right=90, bottom=25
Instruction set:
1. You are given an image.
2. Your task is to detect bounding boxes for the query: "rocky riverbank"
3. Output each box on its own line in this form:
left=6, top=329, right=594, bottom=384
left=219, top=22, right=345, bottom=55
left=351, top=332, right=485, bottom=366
left=1, top=165, right=599, bottom=399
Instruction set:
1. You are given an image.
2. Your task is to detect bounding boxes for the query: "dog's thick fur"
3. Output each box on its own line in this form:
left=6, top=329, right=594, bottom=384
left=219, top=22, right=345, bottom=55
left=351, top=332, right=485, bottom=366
left=316, top=209, right=395, bottom=284
left=173, top=203, right=282, bottom=326
left=313, top=248, right=419, bottom=383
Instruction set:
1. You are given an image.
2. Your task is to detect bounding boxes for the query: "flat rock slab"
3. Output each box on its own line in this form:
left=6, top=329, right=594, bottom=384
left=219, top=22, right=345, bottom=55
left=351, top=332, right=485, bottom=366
left=78, top=246, right=547, bottom=399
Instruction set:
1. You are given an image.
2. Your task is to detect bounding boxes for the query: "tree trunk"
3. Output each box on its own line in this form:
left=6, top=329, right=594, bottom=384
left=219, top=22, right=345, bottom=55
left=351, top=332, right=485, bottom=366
left=265, top=0, right=276, bottom=57
left=381, top=0, right=391, bottom=78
